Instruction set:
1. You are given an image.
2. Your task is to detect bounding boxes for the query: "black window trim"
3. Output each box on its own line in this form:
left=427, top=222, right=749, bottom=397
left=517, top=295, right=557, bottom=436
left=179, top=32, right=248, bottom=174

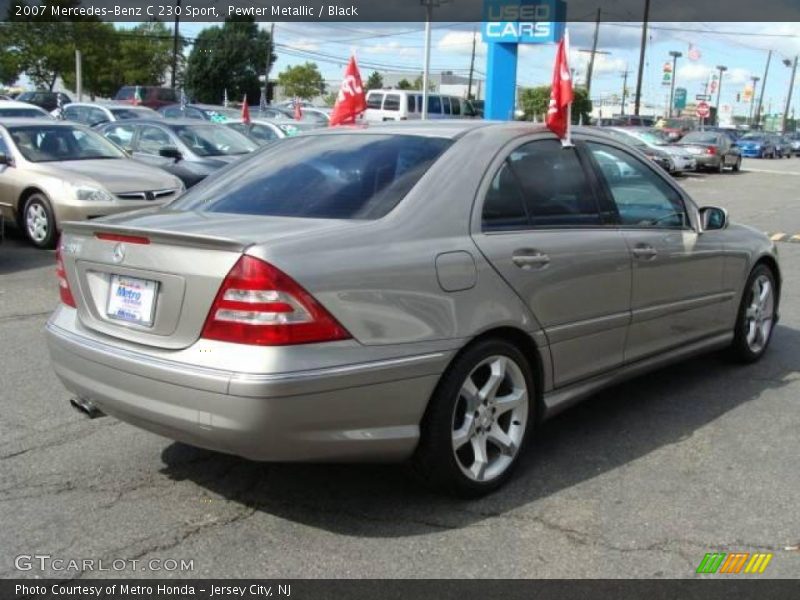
left=480, top=137, right=613, bottom=234
left=581, top=137, right=696, bottom=232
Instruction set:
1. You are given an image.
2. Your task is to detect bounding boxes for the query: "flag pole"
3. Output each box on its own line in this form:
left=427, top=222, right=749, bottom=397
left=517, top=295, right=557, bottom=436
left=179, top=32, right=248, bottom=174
left=563, top=27, right=573, bottom=148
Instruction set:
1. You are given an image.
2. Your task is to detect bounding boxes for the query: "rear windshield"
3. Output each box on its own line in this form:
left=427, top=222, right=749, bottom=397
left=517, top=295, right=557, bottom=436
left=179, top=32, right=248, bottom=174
left=171, top=134, right=452, bottom=219
left=0, top=107, right=49, bottom=118
left=109, top=107, right=161, bottom=120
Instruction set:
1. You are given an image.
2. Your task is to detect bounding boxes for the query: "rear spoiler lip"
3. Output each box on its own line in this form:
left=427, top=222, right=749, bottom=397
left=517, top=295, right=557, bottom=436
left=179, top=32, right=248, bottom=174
left=60, top=221, right=251, bottom=253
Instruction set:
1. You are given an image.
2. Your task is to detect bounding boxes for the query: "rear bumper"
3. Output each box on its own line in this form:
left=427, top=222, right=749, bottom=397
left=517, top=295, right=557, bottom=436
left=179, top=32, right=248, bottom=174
left=46, top=315, right=451, bottom=462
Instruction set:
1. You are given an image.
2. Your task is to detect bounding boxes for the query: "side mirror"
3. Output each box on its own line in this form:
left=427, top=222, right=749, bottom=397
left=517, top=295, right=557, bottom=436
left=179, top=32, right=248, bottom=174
left=159, top=146, right=182, bottom=161
left=700, top=206, right=728, bottom=231
left=0, top=152, right=11, bottom=167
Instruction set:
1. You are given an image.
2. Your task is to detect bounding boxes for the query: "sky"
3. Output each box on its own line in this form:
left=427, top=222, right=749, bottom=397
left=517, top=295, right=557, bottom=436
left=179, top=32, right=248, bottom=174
left=129, top=21, right=800, bottom=115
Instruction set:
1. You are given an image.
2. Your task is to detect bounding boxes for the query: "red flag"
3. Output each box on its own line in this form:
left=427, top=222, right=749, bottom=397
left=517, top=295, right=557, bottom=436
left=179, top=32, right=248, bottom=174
left=294, top=98, right=303, bottom=121
left=241, top=95, right=251, bottom=124
left=330, top=55, right=367, bottom=126
left=546, top=31, right=574, bottom=140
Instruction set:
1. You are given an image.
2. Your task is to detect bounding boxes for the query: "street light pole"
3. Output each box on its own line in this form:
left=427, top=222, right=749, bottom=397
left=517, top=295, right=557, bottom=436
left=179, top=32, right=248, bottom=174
left=782, top=56, right=798, bottom=134
left=420, top=0, right=437, bottom=120
left=668, top=51, right=682, bottom=118
left=170, top=0, right=181, bottom=89
left=633, top=0, right=650, bottom=116
left=755, top=50, right=772, bottom=128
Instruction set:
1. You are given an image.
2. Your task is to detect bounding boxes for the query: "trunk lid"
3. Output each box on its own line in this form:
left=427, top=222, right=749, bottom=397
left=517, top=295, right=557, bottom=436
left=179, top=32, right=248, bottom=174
left=59, top=211, right=356, bottom=349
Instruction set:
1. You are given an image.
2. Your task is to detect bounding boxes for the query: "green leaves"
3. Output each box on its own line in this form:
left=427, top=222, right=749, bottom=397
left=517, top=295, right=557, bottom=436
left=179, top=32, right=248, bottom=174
left=277, top=62, right=325, bottom=101
left=519, top=85, right=592, bottom=124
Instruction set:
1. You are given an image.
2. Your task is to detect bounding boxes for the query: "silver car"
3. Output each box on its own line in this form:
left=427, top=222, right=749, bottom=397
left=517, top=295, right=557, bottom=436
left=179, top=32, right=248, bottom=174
left=47, top=123, right=781, bottom=496
left=0, top=119, right=184, bottom=248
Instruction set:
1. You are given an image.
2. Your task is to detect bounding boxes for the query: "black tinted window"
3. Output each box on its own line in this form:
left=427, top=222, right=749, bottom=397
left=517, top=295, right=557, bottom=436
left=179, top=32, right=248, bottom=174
left=171, top=134, right=451, bottom=219
left=451, top=98, right=461, bottom=116
left=442, top=96, right=451, bottom=115
left=428, top=96, right=441, bottom=114
left=383, top=94, right=400, bottom=111
left=482, top=161, right=528, bottom=231
left=509, top=140, right=601, bottom=227
left=366, top=94, right=383, bottom=109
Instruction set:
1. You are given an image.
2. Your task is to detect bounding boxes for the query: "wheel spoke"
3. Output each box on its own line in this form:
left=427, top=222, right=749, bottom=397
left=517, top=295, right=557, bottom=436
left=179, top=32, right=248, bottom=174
left=487, top=424, right=516, bottom=456
left=469, top=436, right=489, bottom=481
left=460, top=377, right=481, bottom=412
left=758, top=280, right=771, bottom=306
left=745, top=306, right=758, bottom=320
left=479, top=357, right=507, bottom=402
left=746, top=320, right=757, bottom=346
left=452, top=415, right=474, bottom=450
left=494, top=388, right=526, bottom=416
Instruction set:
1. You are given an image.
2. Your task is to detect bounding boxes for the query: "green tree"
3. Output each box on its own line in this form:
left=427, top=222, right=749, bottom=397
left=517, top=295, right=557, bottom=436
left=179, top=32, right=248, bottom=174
left=277, top=62, right=325, bottom=100
left=519, top=85, right=592, bottom=124
left=413, top=75, right=436, bottom=92
left=185, top=17, right=275, bottom=104
left=396, top=78, right=413, bottom=90
left=365, top=71, right=383, bottom=90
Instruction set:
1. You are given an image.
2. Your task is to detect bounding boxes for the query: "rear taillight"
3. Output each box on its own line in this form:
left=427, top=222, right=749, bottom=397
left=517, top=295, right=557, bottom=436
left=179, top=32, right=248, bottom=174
left=706, top=146, right=717, bottom=155
left=201, top=255, right=351, bottom=346
left=55, top=240, right=76, bottom=308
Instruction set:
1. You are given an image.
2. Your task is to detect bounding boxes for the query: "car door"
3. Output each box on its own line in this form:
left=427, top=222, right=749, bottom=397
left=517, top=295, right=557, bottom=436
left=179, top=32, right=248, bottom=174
left=584, top=140, right=727, bottom=362
left=132, top=125, right=176, bottom=167
left=472, top=137, right=632, bottom=387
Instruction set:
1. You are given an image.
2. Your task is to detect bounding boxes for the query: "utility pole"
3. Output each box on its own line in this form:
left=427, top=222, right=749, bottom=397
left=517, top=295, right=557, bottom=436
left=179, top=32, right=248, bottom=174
left=620, top=68, right=629, bottom=116
left=467, top=27, right=476, bottom=100
left=170, top=0, right=181, bottom=89
left=668, top=50, right=682, bottom=118
left=749, top=76, right=760, bottom=125
left=75, top=50, right=82, bottom=101
left=585, top=8, right=601, bottom=99
left=633, top=0, right=650, bottom=115
left=264, top=22, right=275, bottom=105
left=421, top=0, right=435, bottom=119
left=755, top=50, right=772, bottom=128
left=782, top=56, right=798, bottom=134
left=715, top=65, right=727, bottom=126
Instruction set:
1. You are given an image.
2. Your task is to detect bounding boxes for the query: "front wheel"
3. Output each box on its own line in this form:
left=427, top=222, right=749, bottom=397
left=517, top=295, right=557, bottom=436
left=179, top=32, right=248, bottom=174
left=411, top=339, right=534, bottom=497
left=729, top=264, right=778, bottom=363
left=732, top=156, right=742, bottom=172
left=23, top=193, right=57, bottom=249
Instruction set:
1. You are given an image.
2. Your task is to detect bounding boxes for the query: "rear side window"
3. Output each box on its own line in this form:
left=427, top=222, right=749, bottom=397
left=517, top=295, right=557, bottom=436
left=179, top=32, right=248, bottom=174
left=366, top=93, right=383, bottom=109
left=407, top=95, right=417, bottom=113
left=442, top=96, right=451, bottom=115
left=115, top=87, right=134, bottom=101
left=157, top=88, right=177, bottom=102
left=171, top=134, right=452, bottom=220
left=428, top=96, right=441, bottom=114
left=482, top=139, right=601, bottom=230
left=383, top=94, right=400, bottom=111
left=451, top=98, right=461, bottom=116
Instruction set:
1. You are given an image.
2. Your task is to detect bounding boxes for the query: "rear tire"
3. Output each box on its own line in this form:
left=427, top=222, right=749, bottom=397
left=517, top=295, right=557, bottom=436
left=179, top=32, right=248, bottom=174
left=411, top=338, right=535, bottom=497
left=732, top=157, right=742, bottom=172
left=728, top=264, right=777, bottom=363
left=22, top=193, right=57, bottom=249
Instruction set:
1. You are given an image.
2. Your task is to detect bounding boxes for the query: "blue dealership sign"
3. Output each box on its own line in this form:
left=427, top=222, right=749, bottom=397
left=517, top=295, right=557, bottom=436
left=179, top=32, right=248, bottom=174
left=482, top=0, right=565, bottom=45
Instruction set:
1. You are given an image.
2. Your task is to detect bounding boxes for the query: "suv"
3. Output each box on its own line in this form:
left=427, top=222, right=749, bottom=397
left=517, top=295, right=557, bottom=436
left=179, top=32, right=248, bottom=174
left=114, top=86, right=177, bottom=109
left=16, top=90, right=72, bottom=112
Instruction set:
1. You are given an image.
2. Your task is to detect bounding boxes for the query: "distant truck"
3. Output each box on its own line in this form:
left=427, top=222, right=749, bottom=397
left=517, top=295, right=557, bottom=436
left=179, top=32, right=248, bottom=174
left=114, top=86, right=177, bottom=110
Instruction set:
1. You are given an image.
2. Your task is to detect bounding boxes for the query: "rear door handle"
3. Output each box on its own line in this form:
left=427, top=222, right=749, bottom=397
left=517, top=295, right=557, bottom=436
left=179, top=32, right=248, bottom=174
left=512, top=250, right=550, bottom=269
left=632, top=244, right=658, bottom=260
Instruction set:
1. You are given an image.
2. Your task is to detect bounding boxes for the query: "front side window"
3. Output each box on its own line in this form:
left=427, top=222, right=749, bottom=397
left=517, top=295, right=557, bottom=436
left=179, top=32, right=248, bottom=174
left=587, top=142, right=688, bottom=229
left=383, top=94, right=400, bottom=111
left=174, top=125, right=257, bottom=156
left=171, top=134, right=452, bottom=220
left=8, top=125, right=125, bottom=162
left=103, top=124, right=135, bottom=150
left=428, top=96, right=442, bottom=114
left=442, top=96, right=451, bottom=115
left=137, top=126, right=172, bottom=155
left=248, top=124, right=279, bottom=143
left=366, top=93, right=384, bottom=109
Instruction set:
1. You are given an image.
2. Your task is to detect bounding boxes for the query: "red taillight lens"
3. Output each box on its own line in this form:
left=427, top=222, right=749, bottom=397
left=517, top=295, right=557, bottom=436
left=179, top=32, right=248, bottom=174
left=201, top=255, right=351, bottom=346
left=55, top=240, right=76, bottom=308
left=706, top=146, right=717, bottom=155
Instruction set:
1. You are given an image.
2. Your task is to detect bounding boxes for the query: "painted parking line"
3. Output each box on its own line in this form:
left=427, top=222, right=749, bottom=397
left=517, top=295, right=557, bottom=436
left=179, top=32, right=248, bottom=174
left=767, top=233, right=800, bottom=243
left=742, top=168, right=800, bottom=176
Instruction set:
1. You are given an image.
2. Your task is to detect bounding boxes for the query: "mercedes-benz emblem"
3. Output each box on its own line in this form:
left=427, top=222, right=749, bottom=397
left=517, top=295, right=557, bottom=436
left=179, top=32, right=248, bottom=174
left=112, top=243, right=126, bottom=264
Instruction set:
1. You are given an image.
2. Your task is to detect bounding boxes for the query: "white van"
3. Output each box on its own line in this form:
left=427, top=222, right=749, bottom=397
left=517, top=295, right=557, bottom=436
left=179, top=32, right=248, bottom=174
left=363, top=90, right=478, bottom=122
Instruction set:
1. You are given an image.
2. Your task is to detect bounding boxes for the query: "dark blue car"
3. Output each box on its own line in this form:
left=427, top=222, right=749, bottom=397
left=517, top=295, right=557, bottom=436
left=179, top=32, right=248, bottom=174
left=737, top=133, right=777, bottom=158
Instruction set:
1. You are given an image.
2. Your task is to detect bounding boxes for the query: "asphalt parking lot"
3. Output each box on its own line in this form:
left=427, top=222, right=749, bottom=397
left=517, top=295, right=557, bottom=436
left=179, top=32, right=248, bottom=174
left=1, top=158, right=799, bottom=579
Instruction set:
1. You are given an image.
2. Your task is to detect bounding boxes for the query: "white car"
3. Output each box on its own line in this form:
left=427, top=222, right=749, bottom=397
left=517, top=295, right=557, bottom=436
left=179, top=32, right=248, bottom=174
left=0, top=100, right=52, bottom=119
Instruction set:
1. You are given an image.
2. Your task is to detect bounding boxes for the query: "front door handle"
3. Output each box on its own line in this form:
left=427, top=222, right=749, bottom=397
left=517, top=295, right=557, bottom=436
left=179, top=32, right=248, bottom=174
left=512, top=250, right=550, bottom=270
left=632, top=244, right=658, bottom=260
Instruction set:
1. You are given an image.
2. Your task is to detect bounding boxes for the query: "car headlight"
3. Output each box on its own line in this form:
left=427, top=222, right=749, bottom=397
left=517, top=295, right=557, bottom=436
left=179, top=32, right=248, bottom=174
left=65, top=182, right=114, bottom=202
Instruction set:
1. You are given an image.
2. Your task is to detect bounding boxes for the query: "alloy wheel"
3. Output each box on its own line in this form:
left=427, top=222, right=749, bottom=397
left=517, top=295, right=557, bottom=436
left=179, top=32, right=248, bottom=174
left=451, top=355, right=528, bottom=483
left=26, top=201, right=49, bottom=243
left=744, top=275, right=775, bottom=354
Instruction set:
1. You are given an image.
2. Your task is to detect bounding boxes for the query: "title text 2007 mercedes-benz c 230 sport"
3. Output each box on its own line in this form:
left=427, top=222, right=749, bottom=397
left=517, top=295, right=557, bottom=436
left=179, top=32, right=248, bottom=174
left=46, top=122, right=780, bottom=496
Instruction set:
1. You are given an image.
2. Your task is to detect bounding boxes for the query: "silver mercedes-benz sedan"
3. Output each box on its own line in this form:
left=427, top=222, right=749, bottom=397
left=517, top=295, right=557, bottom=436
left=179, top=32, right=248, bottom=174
left=46, top=122, right=781, bottom=496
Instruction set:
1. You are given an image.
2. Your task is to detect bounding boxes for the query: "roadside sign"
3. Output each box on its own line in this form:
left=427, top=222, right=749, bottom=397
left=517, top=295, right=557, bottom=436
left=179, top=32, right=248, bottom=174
left=674, top=87, right=687, bottom=109
left=696, top=94, right=711, bottom=101
left=696, top=101, right=711, bottom=118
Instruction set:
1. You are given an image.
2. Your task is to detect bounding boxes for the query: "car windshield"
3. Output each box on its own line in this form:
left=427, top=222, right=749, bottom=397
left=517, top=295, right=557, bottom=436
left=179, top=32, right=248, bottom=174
left=740, top=134, right=765, bottom=141
left=173, top=124, right=257, bottom=156
left=171, top=134, right=452, bottom=219
left=199, top=107, right=241, bottom=122
left=681, top=133, right=718, bottom=144
left=8, top=124, right=126, bottom=162
left=109, top=107, right=161, bottom=120
left=626, top=130, right=667, bottom=146
left=0, top=107, right=49, bottom=118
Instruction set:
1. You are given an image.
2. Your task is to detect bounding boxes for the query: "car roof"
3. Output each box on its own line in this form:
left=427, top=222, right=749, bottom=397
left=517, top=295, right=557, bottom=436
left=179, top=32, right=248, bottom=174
left=0, top=100, right=49, bottom=110
left=100, top=118, right=222, bottom=127
left=0, top=117, right=77, bottom=127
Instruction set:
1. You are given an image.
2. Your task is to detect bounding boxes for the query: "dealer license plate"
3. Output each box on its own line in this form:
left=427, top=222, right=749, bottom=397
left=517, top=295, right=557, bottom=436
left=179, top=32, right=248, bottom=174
left=106, top=275, right=158, bottom=326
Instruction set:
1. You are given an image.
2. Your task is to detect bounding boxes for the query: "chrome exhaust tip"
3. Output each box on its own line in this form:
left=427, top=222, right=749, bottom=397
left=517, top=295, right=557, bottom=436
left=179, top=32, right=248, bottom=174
left=69, top=397, right=106, bottom=419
